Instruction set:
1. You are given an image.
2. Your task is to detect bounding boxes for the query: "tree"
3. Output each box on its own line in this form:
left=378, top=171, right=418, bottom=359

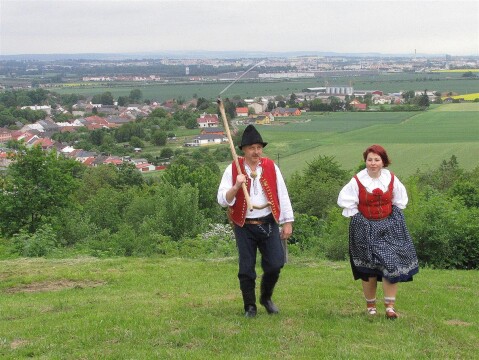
left=151, top=130, right=168, bottom=146
left=129, top=136, right=144, bottom=148
left=0, top=146, right=82, bottom=236
left=160, top=147, right=174, bottom=159
left=101, top=92, right=114, bottom=105
left=267, top=101, right=275, bottom=111
left=402, top=90, right=416, bottom=103
left=417, top=89, right=430, bottom=108
left=196, top=97, right=210, bottom=111
left=117, top=96, right=129, bottom=107
left=288, top=155, right=349, bottom=218
left=129, top=89, right=143, bottom=103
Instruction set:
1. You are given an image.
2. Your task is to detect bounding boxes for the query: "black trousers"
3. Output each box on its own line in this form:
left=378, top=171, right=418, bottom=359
left=234, top=218, right=285, bottom=304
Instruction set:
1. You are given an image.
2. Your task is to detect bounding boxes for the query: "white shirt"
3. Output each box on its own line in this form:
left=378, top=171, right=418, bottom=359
left=217, top=160, right=294, bottom=224
left=337, top=168, right=408, bottom=217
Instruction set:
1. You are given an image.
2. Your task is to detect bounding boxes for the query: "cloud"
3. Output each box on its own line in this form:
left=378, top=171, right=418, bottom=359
left=1, top=0, right=478, bottom=55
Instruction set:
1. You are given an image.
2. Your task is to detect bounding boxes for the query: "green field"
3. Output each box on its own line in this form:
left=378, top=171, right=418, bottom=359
left=0, top=257, right=477, bottom=359
left=247, top=103, right=479, bottom=179
left=51, top=72, right=479, bottom=102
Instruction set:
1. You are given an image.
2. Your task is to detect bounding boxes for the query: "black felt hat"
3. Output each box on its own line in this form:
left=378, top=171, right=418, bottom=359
left=239, top=125, right=268, bottom=150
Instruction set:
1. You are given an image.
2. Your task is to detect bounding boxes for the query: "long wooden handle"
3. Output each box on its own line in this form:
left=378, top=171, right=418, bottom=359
left=217, top=98, right=253, bottom=212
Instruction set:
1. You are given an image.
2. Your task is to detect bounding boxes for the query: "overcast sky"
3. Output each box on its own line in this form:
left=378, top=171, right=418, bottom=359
left=1, top=0, right=478, bottom=56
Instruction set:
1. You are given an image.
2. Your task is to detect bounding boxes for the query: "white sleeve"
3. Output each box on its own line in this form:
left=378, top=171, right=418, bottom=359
left=275, top=164, right=294, bottom=224
left=217, top=164, right=235, bottom=207
left=337, top=178, right=359, bottom=217
left=392, top=176, right=409, bottom=209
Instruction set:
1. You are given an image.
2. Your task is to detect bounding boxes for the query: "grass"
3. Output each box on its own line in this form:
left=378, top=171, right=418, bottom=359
left=0, top=256, right=477, bottom=359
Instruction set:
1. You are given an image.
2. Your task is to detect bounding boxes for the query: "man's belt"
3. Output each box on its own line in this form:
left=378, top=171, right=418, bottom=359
left=244, top=215, right=273, bottom=225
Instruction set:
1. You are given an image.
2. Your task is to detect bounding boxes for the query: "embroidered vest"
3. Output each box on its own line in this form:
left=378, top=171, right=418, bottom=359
left=354, top=172, right=395, bottom=220
left=229, top=157, right=280, bottom=226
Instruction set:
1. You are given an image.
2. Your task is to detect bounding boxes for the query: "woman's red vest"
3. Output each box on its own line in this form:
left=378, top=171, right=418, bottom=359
left=354, top=173, right=395, bottom=220
left=229, top=157, right=280, bottom=226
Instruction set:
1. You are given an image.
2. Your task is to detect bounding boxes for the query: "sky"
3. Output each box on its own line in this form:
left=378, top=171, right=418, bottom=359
left=0, top=0, right=478, bottom=57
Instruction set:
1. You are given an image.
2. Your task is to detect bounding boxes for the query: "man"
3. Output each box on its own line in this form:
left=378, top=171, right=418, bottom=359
left=217, top=124, right=294, bottom=317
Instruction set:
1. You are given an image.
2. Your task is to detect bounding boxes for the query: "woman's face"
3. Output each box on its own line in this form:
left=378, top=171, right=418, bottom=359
left=365, top=152, right=384, bottom=176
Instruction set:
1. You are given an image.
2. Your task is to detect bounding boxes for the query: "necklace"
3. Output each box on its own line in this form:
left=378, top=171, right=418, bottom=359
left=250, top=169, right=258, bottom=195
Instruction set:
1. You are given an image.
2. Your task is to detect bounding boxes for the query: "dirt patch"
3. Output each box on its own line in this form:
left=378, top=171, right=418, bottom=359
left=10, top=339, right=29, bottom=349
left=4, top=279, right=107, bottom=294
left=445, top=319, right=473, bottom=326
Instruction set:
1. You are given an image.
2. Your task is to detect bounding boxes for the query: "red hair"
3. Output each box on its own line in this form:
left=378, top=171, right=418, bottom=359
left=363, top=144, right=391, bottom=167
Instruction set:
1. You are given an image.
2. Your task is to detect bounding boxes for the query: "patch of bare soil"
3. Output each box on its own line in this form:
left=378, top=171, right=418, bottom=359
left=4, top=279, right=107, bottom=294
left=444, top=319, right=473, bottom=326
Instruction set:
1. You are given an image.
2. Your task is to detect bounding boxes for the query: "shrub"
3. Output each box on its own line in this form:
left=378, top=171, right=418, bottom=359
left=319, top=208, right=350, bottom=261
left=12, top=224, right=58, bottom=257
left=288, top=213, right=323, bottom=255
left=406, top=188, right=479, bottom=269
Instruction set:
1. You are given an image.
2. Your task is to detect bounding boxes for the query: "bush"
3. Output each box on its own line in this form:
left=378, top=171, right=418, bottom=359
left=12, top=224, right=58, bottom=257
left=406, top=188, right=479, bottom=269
left=288, top=213, right=323, bottom=255
left=319, top=208, right=350, bottom=261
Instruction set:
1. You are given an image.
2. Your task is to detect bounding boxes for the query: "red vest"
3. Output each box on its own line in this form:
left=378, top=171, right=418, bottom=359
left=229, top=157, right=280, bottom=226
left=354, top=173, right=395, bottom=220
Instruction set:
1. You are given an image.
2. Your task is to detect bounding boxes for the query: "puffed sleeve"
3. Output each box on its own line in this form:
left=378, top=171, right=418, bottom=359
left=337, top=178, right=359, bottom=217
left=217, top=164, right=235, bottom=207
left=275, top=164, right=294, bottom=224
left=392, top=175, right=408, bottom=209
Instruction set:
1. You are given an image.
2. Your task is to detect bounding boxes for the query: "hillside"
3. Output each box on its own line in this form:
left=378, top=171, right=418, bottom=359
left=0, top=257, right=477, bottom=359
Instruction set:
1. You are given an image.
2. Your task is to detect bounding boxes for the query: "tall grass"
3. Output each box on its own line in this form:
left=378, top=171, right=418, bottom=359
left=0, top=257, right=477, bottom=359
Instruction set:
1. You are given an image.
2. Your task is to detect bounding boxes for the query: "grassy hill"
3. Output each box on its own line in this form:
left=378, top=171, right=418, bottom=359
left=0, top=257, right=477, bottom=359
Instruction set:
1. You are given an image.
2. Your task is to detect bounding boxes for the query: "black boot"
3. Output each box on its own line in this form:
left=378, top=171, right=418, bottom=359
left=242, top=290, right=257, bottom=318
left=260, top=274, right=279, bottom=314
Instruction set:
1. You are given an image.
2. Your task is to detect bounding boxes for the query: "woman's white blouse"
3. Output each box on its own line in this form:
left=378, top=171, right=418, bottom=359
left=337, top=168, right=409, bottom=217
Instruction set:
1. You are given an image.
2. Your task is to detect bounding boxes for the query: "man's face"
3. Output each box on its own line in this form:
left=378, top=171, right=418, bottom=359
left=242, top=143, right=263, bottom=165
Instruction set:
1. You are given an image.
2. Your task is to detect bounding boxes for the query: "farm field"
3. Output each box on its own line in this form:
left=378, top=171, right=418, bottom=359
left=51, top=72, right=479, bottom=103
left=246, top=103, right=479, bottom=179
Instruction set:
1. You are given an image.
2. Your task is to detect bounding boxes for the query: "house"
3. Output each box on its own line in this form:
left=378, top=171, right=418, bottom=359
left=0, top=128, right=12, bottom=143
left=245, top=115, right=271, bottom=125
left=20, top=105, right=52, bottom=115
left=32, top=137, right=55, bottom=150
left=136, top=163, right=157, bottom=172
left=200, top=127, right=224, bottom=135
left=103, top=156, right=123, bottom=166
left=248, top=102, right=266, bottom=114
left=236, top=107, right=249, bottom=117
left=254, top=115, right=271, bottom=125
left=352, top=103, right=367, bottom=111
left=196, top=113, right=220, bottom=128
left=191, top=134, right=226, bottom=146
left=84, top=115, right=111, bottom=130
left=271, top=107, right=302, bottom=117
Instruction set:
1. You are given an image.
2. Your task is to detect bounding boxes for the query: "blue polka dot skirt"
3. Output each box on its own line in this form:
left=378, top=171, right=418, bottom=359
left=349, top=206, right=419, bottom=283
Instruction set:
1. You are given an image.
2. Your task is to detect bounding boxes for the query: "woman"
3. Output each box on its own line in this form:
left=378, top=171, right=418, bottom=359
left=337, top=144, right=419, bottom=319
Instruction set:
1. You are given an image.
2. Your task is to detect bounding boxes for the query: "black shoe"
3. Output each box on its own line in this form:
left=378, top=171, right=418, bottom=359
left=260, top=299, right=279, bottom=314
left=244, top=305, right=257, bottom=318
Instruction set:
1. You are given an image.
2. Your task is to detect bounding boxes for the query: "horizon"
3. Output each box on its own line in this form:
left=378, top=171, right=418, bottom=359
left=2, top=49, right=478, bottom=62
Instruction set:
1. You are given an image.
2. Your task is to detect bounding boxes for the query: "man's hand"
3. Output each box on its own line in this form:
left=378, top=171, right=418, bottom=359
left=280, top=222, right=293, bottom=241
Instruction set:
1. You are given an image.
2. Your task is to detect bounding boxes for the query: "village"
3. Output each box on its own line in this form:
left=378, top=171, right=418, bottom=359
left=0, top=82, right=452, bottom=173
